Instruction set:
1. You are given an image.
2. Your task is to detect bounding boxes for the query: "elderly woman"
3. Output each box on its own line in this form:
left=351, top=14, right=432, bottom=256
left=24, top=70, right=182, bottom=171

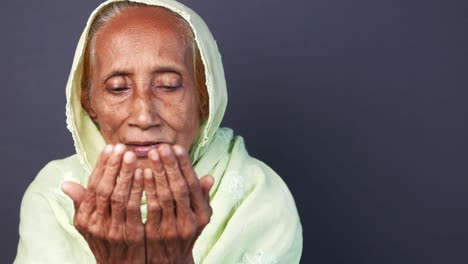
left=15, top=0, right=302, bottom=263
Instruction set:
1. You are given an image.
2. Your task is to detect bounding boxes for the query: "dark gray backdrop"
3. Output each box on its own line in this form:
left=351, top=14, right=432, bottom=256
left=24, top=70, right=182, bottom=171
left=2, top=0, right=468, bottom=263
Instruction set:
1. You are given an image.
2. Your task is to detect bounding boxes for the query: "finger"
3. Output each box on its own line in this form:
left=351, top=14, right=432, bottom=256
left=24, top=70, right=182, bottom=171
left=159, top=145, right=191, bottom=212
left=73, top=145, right=113, bottom=231
left=143, top=168, right=161, bottom=230
left=88, top=144, right=113, bottom=192
left=157, top=145, right=196, bottom=252
left=173, top=145, right=213, bottom=230
left=96, top=143, right=126, bottom=217
left=69, top=145, right=112, bottom=233
left=149, top=147, right=176, bottom=216
left=199, top=175, right=214, bottom=201
left=173, top=145, right=211, bottom=211
left=163, top=145, right=199, bottom=244
left=126, top=168, right=144, bottom=226
left=110, top=151, right=137, bottom=230
left=148, top=148, right=177, bottom=241
left=78, top=145, right=113, bottom=217
left=61, top=181, right=86, bottom=210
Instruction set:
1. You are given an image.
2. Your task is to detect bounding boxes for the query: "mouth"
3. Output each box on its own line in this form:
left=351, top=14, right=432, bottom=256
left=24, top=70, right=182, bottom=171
left=125, top=142, right=162, bottom=158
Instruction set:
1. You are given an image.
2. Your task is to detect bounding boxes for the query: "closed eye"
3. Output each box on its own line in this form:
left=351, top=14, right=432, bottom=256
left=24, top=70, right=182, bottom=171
left=158, top=85, right=181, bottom=91
left=109, top=87, right=129, bottom=93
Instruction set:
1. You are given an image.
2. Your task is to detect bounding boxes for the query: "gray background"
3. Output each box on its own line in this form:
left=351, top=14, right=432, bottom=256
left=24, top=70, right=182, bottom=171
left=2, top=0, right=468, bottom=263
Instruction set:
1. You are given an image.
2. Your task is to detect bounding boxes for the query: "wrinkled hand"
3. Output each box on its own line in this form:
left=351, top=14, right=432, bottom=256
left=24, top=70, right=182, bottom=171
left=62, top=144, right=145, bottom=264
left=144, top=144, right=214, bottom=264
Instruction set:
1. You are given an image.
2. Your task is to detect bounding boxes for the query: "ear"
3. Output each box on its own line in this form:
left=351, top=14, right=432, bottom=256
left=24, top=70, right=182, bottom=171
left=81, top=92, right=98, bottom=121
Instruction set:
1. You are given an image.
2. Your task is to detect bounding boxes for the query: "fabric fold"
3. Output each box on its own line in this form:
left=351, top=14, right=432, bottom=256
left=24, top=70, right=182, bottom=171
left=15, top=1, right=302, bottom=263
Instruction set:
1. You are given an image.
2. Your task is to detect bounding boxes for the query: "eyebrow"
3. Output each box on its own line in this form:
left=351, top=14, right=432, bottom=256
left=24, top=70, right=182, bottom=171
left=153, top=66, right=183, bottom=76
left=103, top=71, right=131, bottom=83
left=102, top=66, right=184, bottom=83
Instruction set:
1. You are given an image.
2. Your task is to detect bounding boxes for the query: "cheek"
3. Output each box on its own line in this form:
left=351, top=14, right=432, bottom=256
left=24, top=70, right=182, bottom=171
left=164, top=91, right=200, bottom=137
left=184, top=97, right=201, bottom=141
left=91, top=98, right=126, bottom=141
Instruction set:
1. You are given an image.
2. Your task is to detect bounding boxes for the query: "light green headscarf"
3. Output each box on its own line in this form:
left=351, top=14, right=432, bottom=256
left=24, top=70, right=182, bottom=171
left=15, top=0, right=302, bottom=263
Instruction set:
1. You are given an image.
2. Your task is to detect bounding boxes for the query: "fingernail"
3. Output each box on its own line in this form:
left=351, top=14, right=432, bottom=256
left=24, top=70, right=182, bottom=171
left=104, top=144, right=113, bottom=153
left=149, top=150, right=159, bottom=161
left=144, top=168, right=153, bottom=179
left=173, top=145, right=185, bottom=156
left=135, top=168, right=143, bottom=178
left=114, top=144, right=125, bottom=154
left=123, top=151, right=136, bottom=163
left=159, top=144, right=171, bottom=155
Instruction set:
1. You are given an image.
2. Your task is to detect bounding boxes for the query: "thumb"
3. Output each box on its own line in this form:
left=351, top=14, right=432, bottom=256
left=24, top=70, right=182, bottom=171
left=199, top=175, right=214, bottom=200
left=61, top=181, right=86, bottom=210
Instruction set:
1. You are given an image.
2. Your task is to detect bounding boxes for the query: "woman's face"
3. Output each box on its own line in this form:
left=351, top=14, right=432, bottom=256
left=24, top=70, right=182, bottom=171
left=85, top=7, right=200, bottom=168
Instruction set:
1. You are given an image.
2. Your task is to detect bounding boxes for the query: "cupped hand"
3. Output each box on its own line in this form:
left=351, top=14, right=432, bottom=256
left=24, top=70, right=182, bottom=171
left=144, top=144, right=214, bottom=264
left=62, top=144, right=146, bottom=264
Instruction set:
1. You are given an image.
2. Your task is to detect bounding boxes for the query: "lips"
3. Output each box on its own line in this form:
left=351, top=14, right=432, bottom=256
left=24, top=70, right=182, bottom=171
left=125, top=142, right=161, bottom=157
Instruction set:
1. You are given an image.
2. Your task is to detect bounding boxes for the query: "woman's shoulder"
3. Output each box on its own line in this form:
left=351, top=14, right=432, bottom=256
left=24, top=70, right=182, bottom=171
left=245, top=157, right=299, bottom=211
left=215, top=135, right=298, bottom=212
left=17, top=155, right=83, bottom=232
left=216, top=132, right=299, bottom=208
left=17, top=155, right=95, bottom=263
left=26, top=154, right=86, bottom=195
left=203, top=141, right=303, bottom=262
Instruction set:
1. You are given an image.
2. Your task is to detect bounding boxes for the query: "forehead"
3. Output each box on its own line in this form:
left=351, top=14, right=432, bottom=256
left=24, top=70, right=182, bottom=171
left=93, top=6, right=192, bottom=70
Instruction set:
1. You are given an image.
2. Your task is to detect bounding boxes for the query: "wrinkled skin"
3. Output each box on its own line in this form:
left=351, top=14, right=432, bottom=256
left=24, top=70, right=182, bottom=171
left=62, top=145, right=146, bottom=263
left=144, top=144, right=213, bottom=264
left=62, top=6, right=214, bottom=264
left=63, top=144, right=213, bottom=263
left=84, top=6, right=201, bottom=169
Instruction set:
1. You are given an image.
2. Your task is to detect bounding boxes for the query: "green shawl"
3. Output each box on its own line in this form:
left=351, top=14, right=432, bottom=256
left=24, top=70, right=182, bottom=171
left=15, top=0, right=302, bottom=263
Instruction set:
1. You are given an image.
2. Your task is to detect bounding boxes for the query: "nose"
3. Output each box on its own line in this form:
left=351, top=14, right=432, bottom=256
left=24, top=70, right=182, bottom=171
left=130, top=94, right=160, bottom=130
